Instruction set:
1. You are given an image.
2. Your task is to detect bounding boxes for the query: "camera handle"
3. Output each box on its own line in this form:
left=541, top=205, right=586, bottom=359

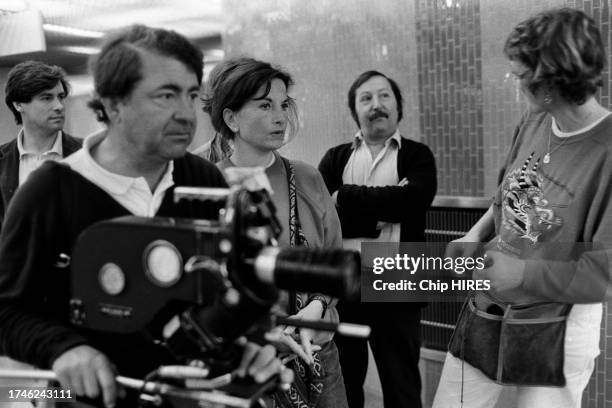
left=274, top=315, right=370, bottom=338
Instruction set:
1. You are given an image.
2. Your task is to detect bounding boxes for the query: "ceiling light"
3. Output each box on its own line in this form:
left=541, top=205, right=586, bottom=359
left=61, top=46, right=99, bottom=55
left=0, top=0, right=27, bottom=12
left=0, top=8, right=45, bottom=57
left=43, top=24, right=104, bottom=38
left=204, top=49, right=224, bottom=60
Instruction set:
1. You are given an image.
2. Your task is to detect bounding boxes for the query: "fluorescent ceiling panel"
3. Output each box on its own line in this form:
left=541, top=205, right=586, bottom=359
left=0, top=9, right=46, bottom=57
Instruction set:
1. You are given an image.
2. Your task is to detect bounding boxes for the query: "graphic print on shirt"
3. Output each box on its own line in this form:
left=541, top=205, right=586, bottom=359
left=501, top=152, right=562, bottom=244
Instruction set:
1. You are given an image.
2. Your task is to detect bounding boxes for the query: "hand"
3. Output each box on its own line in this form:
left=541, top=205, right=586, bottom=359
left=331, top=191, right=338, bottom=205
left=474, top=250, right=525, bottom=292
left=52, top=345, right=118, bottom=408
left=234, top=338, right=294, bottom=384
left=444, top=233, right=483, bottom=259
left=281, top=301, right=324, bottom=365
left=264, top=328, right=322, bottom=364
left=264, top=300, right=324, bottom=365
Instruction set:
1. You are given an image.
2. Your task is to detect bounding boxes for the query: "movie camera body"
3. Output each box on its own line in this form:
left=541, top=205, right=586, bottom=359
left=67, top=186, right=360, bottom=407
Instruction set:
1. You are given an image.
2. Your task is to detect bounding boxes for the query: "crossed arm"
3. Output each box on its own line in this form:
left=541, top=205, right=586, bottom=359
left=318, top=143, right=437, bottom=238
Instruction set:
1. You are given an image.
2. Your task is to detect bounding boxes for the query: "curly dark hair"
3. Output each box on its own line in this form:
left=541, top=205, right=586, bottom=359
left=204, top=57, right=297, bottom=142
left=4, top=61, right=69, bottom=125
left=87, top=24, right=203, bottom=123
left=504, top=8, right=605, bottom=105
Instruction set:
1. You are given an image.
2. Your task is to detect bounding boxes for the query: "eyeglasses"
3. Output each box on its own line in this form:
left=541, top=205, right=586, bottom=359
left=506, top=71, right=530, bottom=82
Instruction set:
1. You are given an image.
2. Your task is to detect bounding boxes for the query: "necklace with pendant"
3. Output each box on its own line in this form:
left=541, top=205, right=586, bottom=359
left=545, top=110, right=612, bottom=163
left=543, top=121, right=571, bottom=164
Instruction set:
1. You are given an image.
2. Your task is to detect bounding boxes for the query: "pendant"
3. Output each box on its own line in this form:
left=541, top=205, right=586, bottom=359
left=543, top=153, right=550, bottom=164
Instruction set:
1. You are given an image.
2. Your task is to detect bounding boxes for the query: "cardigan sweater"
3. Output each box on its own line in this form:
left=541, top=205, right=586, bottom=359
left=0, top=154, right=227, bottom=377
left=218, top=154, right=342, bottom=344
left=318, top=137, right=437, bottom=243
left=219, top=154, right=342, bottom=250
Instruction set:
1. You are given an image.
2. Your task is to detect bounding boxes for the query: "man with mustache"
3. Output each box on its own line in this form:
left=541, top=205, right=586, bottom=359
left=0, top=26, right=289, bottom=408
left=318, top=71, right=437, bottom=408
left=0, top=61, right=81, bottom=227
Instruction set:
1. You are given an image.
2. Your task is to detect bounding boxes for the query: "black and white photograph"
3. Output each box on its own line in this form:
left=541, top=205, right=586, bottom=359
left=0, top=1, right=610, bottom=407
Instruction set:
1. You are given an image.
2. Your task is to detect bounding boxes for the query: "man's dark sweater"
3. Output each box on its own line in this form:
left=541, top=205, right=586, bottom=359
left=0, top=154, right=227, bottom=377
left=318, top=137, right=437, bottom=242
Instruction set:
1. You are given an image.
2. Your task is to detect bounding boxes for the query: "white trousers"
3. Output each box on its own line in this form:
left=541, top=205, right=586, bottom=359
left=433, top=303, right=602, bottom=408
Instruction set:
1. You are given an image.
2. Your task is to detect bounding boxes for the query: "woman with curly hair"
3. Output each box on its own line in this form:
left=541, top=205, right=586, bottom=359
left=434, top=8, right=612, bottom=408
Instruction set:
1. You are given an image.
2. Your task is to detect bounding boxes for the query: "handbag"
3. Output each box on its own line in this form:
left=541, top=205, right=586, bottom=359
left=448, top=291, right=572, bottom=386
left=272, top=156, right=325, bottom=408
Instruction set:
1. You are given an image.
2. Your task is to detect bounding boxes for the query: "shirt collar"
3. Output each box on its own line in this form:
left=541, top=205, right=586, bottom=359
left=77, top=129, right=175, bottom=196
left=351, top=129, right=402, bottom=150
left=17, top=129, right=63, bottom=157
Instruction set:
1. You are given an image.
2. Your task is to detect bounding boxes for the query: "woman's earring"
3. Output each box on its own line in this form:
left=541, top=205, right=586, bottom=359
left=543, top=93, right=552, bottom=105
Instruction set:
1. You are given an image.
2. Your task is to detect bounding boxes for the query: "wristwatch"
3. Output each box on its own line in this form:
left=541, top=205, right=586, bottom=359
left=308, top=295, right=329, bottom=318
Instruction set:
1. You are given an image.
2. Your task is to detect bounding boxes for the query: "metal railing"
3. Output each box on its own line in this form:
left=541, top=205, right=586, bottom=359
left=421, top=196, right=489, bottom=351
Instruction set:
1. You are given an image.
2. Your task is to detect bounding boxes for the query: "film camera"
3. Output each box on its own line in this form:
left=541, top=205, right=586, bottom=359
left=67, top=186, right=361, bottom=407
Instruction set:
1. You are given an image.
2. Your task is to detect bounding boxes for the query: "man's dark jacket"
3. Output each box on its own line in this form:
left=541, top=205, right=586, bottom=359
left=0, top=155, right=227, bottom=377
left=318, top=137, right=437, bottom=242
left=0, top=132, right=82, bottom=226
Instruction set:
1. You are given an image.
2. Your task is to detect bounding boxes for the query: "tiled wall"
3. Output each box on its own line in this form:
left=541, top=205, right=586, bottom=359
left=223, top=1, right=612, bottom=406
left=415, top=0, right=484, bottom=196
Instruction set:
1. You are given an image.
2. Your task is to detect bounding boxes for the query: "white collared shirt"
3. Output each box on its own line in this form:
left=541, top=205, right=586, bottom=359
left=342, top=129, right=402, bottom=251
left=17, top=129, right=63, bottom=185
left=63, top=130, right=175, bottom=217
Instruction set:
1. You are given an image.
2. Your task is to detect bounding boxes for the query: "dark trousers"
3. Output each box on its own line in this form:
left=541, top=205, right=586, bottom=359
left=335, top=302, right=422, bottom=408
